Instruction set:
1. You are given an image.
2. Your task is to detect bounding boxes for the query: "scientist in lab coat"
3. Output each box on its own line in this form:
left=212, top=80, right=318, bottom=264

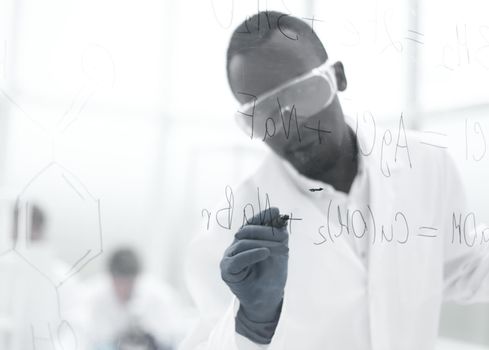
left=179, top=11, right=489, bottom=350
left=81, top=248, right=189, bottom=349
left=0, top=201, right=79, bottom=350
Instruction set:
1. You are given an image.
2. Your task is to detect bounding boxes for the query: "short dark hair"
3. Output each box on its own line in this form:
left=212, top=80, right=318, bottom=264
left=109, top=248, right=141, bottom=277
left=31, top=204, right=46, bottom=233
left=12, top=202, right=46, bottom=241
left=226, top=11, right=328, bottom=84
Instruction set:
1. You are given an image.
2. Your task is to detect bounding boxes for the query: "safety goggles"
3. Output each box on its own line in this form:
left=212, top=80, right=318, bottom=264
left=235, top=60, right=338, bottom=139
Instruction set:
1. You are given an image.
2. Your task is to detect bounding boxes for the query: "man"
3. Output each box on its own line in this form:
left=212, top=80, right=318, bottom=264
left=180, top=11, right=489, bottom=350
left=81, top=248, right=187, bottom=349
left=0, top=202, right=73, bottom=350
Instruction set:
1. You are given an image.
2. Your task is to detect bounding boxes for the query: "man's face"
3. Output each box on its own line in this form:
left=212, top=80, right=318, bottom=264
left=229, top=31, right=348, bottom=178
left=112, top=275, right=136, bottom=304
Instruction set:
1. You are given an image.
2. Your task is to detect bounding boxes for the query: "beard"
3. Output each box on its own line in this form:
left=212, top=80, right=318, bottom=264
left=285, top=141, right=343, bottom=180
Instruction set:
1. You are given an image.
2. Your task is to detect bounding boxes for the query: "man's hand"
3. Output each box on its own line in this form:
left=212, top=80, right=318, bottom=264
left=220, top=207, right=289, bottom=344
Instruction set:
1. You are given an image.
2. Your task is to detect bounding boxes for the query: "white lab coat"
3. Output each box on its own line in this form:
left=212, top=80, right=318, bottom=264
left=180, top=128, right=489, bottom=350
left=79, top=273, right=190, bottom=349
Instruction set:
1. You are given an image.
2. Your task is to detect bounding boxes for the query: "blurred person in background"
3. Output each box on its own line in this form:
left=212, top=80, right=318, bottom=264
left=80, top=247, right=188, bottom=350
left=0, top=200, right=80, bottom=350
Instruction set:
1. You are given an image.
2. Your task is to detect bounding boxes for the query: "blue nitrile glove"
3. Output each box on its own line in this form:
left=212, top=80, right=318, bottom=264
left=220, top=207, right=289, bottom=345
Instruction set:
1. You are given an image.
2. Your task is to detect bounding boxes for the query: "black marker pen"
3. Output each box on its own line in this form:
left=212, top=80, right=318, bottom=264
left=263, top=214, right=289, bottom=228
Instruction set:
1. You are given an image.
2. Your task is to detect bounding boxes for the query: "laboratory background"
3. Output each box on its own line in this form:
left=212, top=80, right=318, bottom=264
left=1, top=0, right=489, bottom=349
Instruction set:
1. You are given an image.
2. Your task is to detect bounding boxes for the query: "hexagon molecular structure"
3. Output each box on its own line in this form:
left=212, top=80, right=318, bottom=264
left=15, top=162, right=102, bottom=286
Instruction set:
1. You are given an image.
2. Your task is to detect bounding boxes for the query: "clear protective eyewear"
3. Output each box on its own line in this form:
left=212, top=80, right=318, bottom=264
left=235, top=60, right=338, bottom=139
